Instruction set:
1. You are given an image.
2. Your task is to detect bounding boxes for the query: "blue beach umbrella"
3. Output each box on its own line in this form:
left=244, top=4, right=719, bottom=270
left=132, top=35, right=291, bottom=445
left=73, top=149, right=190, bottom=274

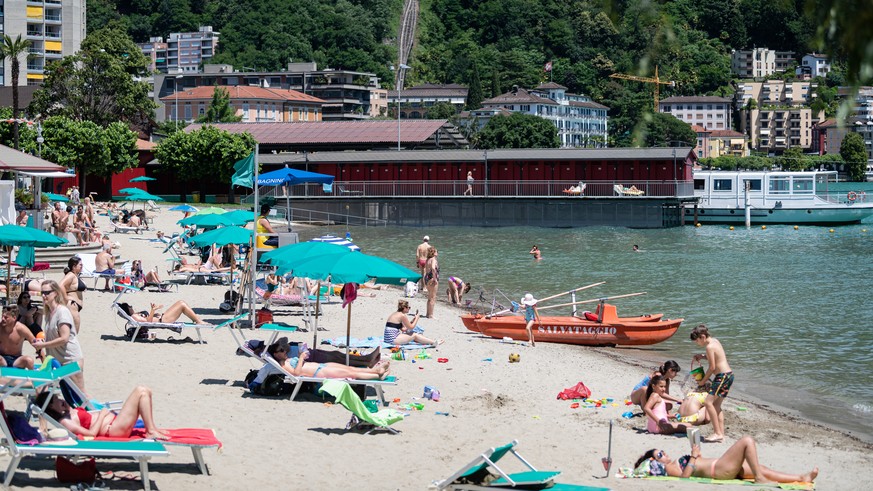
left=168, top=204, right=199, bottom=213
left=118, top=187, right=148, bottom=195
left=129, top=176, right=157, bottom=182
left=44, top=192, right=69, bottom=202
left=178, top=213, right=248, bottom=228
left=257, top=166, right=334, bottom=228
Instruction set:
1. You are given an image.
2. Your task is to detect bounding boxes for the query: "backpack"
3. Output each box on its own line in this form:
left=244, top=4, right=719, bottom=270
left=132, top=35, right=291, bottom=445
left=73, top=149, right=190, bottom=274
left=245, top=370, right=287, bottom=397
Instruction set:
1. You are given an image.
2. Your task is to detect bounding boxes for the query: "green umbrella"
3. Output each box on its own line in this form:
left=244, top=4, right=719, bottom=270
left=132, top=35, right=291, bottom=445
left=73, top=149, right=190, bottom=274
left=119, top=187, right=148, bottom=195
left=15, top=246, right=35, bottom=269
left=272, top=250, right=421, bottom=363
left=222, top=209, right=256, bottom=224
left=44, top=192, right=69, bottom=202
left=186, top=226, right=253, bottom=248
left=117, top=191, right=163, bottom=201
left=0, top=225, right=68, bottom=301
left=178, top=213, right=249, bottom=228
left=260, top=241, right=352, bottom=265
left=129, top=176, right=157, bottom=182
left=194, top=207, right=227, bottom=215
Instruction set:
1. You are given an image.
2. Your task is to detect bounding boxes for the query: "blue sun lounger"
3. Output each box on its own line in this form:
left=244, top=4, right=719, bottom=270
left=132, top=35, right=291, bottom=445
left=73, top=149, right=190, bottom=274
left=434, top=439, right=610, bottom=491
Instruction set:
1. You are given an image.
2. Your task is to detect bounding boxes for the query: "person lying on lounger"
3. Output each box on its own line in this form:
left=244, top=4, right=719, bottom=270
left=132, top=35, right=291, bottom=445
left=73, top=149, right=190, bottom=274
left=256, top=338, right=391, bottom=384
left=174, top=245, right=232, bottom=274
left=635, top=437, right=817, bottom=483
left=36, top=386, right=170, bottom=440
left=117, top=301, right=208, bottom=325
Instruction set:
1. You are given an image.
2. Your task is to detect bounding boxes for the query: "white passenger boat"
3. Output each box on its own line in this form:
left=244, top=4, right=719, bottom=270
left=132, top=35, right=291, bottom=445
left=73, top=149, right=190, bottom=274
left=690, top=170, right=873, bottom=224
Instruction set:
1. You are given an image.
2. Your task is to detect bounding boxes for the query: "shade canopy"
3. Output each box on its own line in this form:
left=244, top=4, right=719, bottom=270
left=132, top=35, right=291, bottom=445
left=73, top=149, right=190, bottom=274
left=260, top=241, right=352, bottom=266
left=257, top=166, right=334, bottom=186
left=187, top=226, right=253, bottom=247
left=222, top=209, right=257, bottom=224
left=178, top=213, right=249, bottom=228
left=0, top=225, right=68, bottom=247
left=118, top=187, right=148, bottom=195
left=43, top=192, right=69, bottom=202
left=194, top=207, right=227, bottom=215
left=116, top=192, right=163, bottom=201
left=129, top=176, right=157, bottom=182
left=274, top=250, right=420, bottom=285
left=310, top=234, right=360, bottom=252
left=168, top=204, right=199, bottom=213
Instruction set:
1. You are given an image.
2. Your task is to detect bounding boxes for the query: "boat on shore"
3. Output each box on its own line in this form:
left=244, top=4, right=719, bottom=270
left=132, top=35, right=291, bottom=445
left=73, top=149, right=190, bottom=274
left=466, top=303, right=681, bottom=346
left=690, top=170, right=873, bottom=225
left=460, top=309, right=663, bottom=333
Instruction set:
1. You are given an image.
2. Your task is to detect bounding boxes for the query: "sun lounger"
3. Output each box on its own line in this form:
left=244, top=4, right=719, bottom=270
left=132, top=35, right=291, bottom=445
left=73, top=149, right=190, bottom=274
left=614, top=184, right=645, bottom=196
left=0, top=364, right=169, bottom=491
left=146, top=200, right=161, bottom=212
left=318, top=379, right=403, bottom=434
left=170, top=269, right=230, bottom=285
left=435, top=439, right=610, bottom=491
left=112, top=221, right=144, bottom=234
left=76, top=253, right=128, bottom=289
left=110, top=283, right=211, bottom=343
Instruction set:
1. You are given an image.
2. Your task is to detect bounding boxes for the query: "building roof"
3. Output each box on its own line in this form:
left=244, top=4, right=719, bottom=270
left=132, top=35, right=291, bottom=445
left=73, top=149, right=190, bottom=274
left=710, top=129, right=745, bottom=137
left=388, top=83, right=468, bottom=98
left=160, top=85, right=325, bottom=104
left=569, top=100, right=609, bottom=110
left=691, top=124, right=710, bottom=133
left=482, top=88, right=555, bottom=106
left=660, top=96, right=731, bottom=104
left=536, top=82, right=568, bottom=90
left=136, top=139, right=156, bottom=151
left=816, top=118, right=839, bottom=128
left=256, top=147, right=695, bottom=165
left=184, top=120, right=453, bottom=145
left=0, top=145, right=66, bottom=173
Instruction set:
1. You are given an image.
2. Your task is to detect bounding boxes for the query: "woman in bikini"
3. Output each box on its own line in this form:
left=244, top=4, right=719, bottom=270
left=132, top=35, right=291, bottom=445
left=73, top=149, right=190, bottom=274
left=383, top=299, right=442, bottom=346
left=676, top=382, right=712, bottom=426
left=36, top=386, right=170, bottom=440
left=117, top=301, right=208, bottom=325
left=174, top=245, right=231, bottom=273
left=423, top=246, right=439, bottom=319
left=446, top=276, right=471, bottom=305
left=131, top=260, right=167, bottom=291
left=267, top=340, right=390, bottom=381
left=635, top=438, right=817, bottom=484
left=59, top=256, right=86, bottom=333
left=644, top=375, right=689, bottom=435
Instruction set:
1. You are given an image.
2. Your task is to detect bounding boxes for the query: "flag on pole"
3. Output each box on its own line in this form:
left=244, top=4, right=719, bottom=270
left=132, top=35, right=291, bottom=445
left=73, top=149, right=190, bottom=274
left=231, top=151, right=255, bottom=188
left=544, top=61, right=553, bottom=72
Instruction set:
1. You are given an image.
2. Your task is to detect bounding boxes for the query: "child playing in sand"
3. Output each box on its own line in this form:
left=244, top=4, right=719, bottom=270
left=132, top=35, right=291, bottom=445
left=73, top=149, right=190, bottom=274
left=690, top=324, right=733, bottom=443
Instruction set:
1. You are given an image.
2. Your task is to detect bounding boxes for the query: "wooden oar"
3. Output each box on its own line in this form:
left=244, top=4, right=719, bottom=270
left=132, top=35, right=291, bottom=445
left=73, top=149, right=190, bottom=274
left=535, top=282, right=606, bottom=305
left=536, top=292, right=647, bottom=311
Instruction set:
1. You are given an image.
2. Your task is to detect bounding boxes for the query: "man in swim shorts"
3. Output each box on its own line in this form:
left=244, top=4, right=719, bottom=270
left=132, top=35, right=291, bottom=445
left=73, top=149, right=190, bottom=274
left=415, top=235, right=430, bottom=291
left=0, top=306, right=37, bottom=369
left=691, top=324, right=733, bottom=442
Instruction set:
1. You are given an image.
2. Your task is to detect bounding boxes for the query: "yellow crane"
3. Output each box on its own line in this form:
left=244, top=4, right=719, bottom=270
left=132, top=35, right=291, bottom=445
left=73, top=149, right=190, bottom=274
left=609, top=66, right=675, bottom=112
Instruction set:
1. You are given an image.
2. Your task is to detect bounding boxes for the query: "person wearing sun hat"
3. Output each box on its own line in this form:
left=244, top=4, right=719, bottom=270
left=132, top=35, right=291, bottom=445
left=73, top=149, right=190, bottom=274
left=521, top=293, right=539, bottom=347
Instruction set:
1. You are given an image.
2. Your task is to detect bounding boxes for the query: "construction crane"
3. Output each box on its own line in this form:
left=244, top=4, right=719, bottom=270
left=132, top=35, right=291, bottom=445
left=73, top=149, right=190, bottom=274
left=609, top=66, right=675, bottom=112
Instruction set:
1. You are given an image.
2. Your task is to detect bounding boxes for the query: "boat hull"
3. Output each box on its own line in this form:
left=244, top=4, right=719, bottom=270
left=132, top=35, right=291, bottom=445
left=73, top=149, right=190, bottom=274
left=460, top=312, right=663, bottom=334
left=475, top=315, right=682, bottom=346
left=693, top=206, right=873, bottom=225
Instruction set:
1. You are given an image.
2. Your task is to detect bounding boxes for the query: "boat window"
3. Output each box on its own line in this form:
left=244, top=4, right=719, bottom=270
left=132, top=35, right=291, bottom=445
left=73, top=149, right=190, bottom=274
left=792, top=178, right=814, bottom=194
left=769, top=177, right=790, bottom=194
left=694, top=179, right=706, bottom=190
left=742, top=179, right=762, bottom=191
left=713, top=179, right=732, bottom=191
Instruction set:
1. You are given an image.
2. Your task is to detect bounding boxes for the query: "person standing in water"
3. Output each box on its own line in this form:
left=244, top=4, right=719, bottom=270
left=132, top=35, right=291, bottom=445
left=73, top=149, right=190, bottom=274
left=529, top=245, right=542, bottom=260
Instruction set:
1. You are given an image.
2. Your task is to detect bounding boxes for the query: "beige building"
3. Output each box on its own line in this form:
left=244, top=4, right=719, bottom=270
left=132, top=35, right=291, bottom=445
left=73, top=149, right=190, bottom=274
left=659, top=96, right=732, bottom=131
left=710, top=129, right=749, bottom=157
left=741, top=106, right=821, bottom=153
left=731, top=48, right=795, bottom=79
left=2, top=1, right=86, bottom=86
left=159, top=85, right=324, bottom=123
left=736, top=80, right=816, bottom=107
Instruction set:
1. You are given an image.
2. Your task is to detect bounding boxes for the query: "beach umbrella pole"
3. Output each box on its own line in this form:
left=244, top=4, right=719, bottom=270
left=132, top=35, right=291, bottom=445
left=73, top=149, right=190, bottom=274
left=6, top=247, right=11, bottom=303
left=345, top=303, right=353, bottom=366
left=312, top=280, right=322, bottom=346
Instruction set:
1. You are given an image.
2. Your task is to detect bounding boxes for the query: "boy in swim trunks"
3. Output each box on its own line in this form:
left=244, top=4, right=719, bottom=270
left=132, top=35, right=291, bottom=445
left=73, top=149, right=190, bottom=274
left=691, top=324, right=733, bottom=442
left=416, top=236, right=430, bottom=291
left=0, top=306, right=38, bottom=369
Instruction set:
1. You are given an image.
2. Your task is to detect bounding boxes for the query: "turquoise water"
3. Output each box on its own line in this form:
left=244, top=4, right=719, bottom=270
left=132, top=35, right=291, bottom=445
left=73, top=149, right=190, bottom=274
left=297, top=208, right=873, bottom=442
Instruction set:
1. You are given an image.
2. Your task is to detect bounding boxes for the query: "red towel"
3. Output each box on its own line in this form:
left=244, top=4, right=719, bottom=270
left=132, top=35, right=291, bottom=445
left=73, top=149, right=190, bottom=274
left=340, top=282, right=358, bottom=308
left=85, top=428, right=222, bottom=449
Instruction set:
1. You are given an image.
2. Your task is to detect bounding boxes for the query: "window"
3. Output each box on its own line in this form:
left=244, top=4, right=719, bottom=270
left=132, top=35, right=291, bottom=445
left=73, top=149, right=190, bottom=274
left=769, top=177, right=790, bottom=194
left=793, top=178, right=814, bottom=194
left=242, top=103, right=249, bottom=121
left=742, top=179, right=762, bottom=191
left=664, top=105, right=671, bottom=111
left=696, top=105, right=703, bottom=110
left=713, top=179, right=733, bottom=191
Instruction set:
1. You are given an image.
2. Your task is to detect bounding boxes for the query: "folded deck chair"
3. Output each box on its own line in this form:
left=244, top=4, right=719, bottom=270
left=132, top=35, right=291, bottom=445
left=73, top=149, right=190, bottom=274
left=146, top=200, right=161, bottom=212
left=111, top=283, right=210, bottom=343
left=318, top=379, right=403, bottom=434
left=0, top=364, right=169, bottom=491
left=435, top=439, right=610, bottom=491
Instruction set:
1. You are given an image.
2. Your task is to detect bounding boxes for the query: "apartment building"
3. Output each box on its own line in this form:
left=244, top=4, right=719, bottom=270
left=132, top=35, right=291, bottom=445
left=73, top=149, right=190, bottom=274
left=1, top=0, right=86, bottom=86
left=736, top=80, right=816, bottom=107
left=159, top=85, right=324, bottom=123
left=740, top=106, right=821, bottom=152
left=138, top=26, right=219, bottom=74
left=659, top=96, right=732, bottom=131
left=796, top=53, right=830, bottom=79
left=153, top=62, right=381, bottom=122
left=710, top=129, right=749, bottom=157
left=731, top=48, right=795, bottom=79
left=476, top=83, right=609, bottom=148
left=387, top=83, right=468, bottom=119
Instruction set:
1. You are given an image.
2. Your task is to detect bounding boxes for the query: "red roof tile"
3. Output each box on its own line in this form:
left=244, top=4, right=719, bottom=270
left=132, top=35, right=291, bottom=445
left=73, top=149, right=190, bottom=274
left=160, top=85, right=325, bottom=104
left=184, top=120, right=450, bottom=145
left=136, top=139, right=156, bottom=151
left=710, top=129, right=745, bottom=137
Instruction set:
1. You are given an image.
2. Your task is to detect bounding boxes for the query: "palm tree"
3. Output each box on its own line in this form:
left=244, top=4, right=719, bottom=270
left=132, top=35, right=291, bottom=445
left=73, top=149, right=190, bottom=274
left=1, top=35, right=31, bottom=150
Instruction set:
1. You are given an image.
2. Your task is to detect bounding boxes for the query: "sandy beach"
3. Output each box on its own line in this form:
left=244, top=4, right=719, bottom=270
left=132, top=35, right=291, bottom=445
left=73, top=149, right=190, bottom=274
left=1, top=207, right=868, bottom=490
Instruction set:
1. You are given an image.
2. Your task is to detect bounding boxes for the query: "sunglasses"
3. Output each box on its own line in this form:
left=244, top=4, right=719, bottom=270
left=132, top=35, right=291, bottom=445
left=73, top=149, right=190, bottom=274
left=656, top=450, right=665, bottom=459
left=274, top=348, right=287, bottom=353
left=41, top=290, right=54, bottom=295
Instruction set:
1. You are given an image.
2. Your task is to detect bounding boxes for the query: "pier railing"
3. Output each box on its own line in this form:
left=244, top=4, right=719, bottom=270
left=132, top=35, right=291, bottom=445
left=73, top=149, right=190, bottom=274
left=243, top=180, right=694, bottom=202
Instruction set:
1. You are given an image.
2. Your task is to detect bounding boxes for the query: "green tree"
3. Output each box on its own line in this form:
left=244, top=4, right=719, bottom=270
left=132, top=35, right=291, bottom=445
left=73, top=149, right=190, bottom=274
left=40, top=116, right=137, bottom=192
left=0, top=35, right=31, bottom=149
left=426, top=102, right=457, bottom=120
left=154, top=126, right=256, bottom=200
left=779, top=147, right=809, bottom=171
left=466, top=62, right=483, bottom=110
left=477, top=112, right=560, bottom=149
left=0, top=107, right=36, bottom=153
left=197, top=87, right=242, bottom=123
left=29, top=28, right=155, bottom=131
left=633, top=113, right=696, bottom=147
left=839, top=132, right=868, bottom=181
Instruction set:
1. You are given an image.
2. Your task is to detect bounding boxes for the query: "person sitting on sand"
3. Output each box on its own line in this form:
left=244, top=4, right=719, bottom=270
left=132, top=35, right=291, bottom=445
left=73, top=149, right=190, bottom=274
left=644, top=375, right=689, bottom=435
left=16, top=292, right=42, bottom=336
left=676, top=381, right=712, bottom=426
left=0, top=306, right=38, bottom=369
left=131, top=260, right=168, bottom=291
left=630, top=360, right=682, bottom=410
left=634, top=438, right=817, bottom=484
left=36, top=387, right=170, bottom=440
left=446, top=276, right=471, bottom=305
left=116, top=301, right=208, bottom=325
left=253, top=338, right=391, bottom=385
left=383, top=299, right=442, bottom=346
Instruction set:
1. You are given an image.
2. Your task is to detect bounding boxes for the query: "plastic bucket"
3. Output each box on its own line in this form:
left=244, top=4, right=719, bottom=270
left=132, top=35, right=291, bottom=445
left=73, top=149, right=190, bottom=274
left=256, top=308, right=273, bottom=328
left=690, top=366, right=705, bottom=381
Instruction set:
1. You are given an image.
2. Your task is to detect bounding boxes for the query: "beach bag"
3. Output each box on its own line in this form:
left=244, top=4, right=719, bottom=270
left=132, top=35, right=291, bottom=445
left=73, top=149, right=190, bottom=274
left=56, top=456, right=98, bottom=484
left=264, top=236, right=279, bottom=247
left=557, top=381, right=592, bottom=400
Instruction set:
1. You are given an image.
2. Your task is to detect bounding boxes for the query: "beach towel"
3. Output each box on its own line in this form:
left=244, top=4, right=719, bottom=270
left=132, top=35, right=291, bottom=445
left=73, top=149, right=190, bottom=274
left=320, top=379, right=404, bottom=428
left=622, top=475, right=814, bottom=490
left=321, top=336, right=434, bottom=350
left=85, top=428, right=222, bottom=449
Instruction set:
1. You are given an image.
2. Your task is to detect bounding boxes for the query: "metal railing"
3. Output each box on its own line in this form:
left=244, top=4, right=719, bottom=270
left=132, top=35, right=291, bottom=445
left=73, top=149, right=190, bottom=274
left=243, top=180, right=694, bottom=202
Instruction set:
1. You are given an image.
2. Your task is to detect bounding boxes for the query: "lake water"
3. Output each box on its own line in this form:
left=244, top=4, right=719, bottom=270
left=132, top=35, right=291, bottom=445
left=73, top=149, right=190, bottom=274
left=295, top=184, right=873, bottom=442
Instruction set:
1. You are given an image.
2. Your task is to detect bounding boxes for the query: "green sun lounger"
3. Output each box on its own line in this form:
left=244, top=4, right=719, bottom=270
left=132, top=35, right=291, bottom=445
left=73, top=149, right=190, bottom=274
left=319, top=379, right=404, bottom=434
left=435, top=439, right=610, bottom=491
